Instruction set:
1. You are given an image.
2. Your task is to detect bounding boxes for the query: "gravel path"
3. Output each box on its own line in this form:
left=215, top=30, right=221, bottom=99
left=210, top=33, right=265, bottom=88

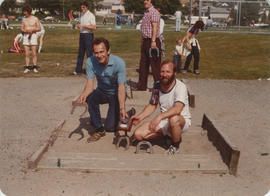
left=0, top=77, right=269, bottom=196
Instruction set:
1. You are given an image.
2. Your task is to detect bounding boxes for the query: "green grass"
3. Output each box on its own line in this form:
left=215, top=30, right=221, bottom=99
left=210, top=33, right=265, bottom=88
left=0, top=28, right=269, bottom=79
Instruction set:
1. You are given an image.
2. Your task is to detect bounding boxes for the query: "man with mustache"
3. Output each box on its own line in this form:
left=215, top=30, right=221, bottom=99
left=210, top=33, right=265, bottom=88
left=76, top=37, right=128, bottom=142
left=131, top=59, right=191, bottom=154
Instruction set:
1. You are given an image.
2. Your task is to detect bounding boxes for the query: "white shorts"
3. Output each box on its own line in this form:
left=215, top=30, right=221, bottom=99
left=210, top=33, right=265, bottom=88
left=159, top=118, right=191, bottom=137
left=36, top=30, right=45, bottom=37
left=23, top=33, right=38, bottom=46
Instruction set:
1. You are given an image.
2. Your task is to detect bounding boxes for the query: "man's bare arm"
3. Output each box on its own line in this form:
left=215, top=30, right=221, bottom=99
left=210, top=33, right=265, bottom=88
left=35, top=19, right=41, bottom=32
left=131, top=104, right=157, bottom=126
left=21, top=19, right=26, bottom=32
left=159, top=102, right=184, bottom=120
left=118, top=83, right=127, bottom=119
left=77, top=78, right=94, bottom=103
left=77, top=24, right=96, bottom=31
left=151, top=22, right=158, bottom=49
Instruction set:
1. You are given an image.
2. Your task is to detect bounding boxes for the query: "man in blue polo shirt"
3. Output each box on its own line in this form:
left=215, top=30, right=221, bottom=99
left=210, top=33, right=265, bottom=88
left=77, top=37, right=128, bottom=142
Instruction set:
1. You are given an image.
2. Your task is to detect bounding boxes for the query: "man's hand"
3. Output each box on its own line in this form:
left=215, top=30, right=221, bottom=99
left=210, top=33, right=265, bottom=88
left=131, top=115, right=142, bottom=126
left=77, top=92, right=88, bottom=103
left=149, top=115, right=162, bottom=132
left=76, top=24, right=83, bottom=29
left=120, top=108, right=128, bottom=119
left=151, top=41, right=157, bottom=49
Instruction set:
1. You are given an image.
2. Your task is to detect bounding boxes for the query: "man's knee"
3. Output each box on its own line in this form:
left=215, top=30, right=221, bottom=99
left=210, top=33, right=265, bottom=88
left=169, top=115, right=184, bottom=129
left=134, top=129, right=144, bottom=141
left=86, top=92, right=95, bottom=104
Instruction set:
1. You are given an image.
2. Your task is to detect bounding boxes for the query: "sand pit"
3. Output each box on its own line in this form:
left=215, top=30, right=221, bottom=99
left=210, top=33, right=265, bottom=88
left=0, top=77, right=269, bottom=196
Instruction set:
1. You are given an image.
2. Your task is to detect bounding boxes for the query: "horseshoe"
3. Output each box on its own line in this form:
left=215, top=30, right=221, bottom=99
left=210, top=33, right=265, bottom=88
left=135, top=141, right=153, bottom=154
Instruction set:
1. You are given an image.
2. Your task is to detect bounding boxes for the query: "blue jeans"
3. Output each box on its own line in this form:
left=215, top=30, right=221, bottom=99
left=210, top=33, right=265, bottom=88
left=184, top=45, right=200, bottom=71
left=176, top=19, right=181, bottom=31
left=76, top=33, right=93, bottom=73
left=173, top=54, right=182, bottom=72
left=87, top=89, right=119, bottom=132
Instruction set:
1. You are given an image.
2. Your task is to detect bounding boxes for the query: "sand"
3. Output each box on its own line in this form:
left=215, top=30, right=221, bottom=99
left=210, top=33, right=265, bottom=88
left=0, top=77, right=269, bottom=196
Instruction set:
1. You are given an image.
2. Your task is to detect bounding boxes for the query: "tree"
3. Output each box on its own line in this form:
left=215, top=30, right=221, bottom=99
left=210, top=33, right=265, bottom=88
left=124, top=0, right=145, bottom=14
left=0, top=0, right=18, bottom=15
left=4, top=0, right=103, bottom=19
left=124, top=0, right=182, bottom=15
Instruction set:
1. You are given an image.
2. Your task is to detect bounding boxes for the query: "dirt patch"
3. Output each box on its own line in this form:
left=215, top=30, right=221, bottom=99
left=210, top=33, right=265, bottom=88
left=0, top=77, right=269, bottom=196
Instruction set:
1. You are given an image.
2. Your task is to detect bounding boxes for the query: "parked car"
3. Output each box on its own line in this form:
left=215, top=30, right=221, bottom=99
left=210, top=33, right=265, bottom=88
left=44, top=16, right=60, bottom=22
left=16, top=16, right=24, bottom=21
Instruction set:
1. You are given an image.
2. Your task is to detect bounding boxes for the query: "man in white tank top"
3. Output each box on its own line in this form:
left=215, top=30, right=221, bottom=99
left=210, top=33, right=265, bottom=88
left=131, top=59, right=191, bottom=154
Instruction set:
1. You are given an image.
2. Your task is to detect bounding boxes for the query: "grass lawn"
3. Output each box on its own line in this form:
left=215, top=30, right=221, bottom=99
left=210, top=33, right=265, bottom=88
left=0, top=27, right=269, bottom=79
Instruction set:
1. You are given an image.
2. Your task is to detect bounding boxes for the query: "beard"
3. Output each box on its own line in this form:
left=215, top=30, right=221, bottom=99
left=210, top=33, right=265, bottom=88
left=160, top=74, right=175, bottom=86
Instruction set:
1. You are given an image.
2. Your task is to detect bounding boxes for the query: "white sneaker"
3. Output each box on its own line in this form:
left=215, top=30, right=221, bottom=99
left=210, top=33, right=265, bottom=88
left=24, top=68, right=30, bottom=73
left=166, top=145, right=179, bottom=155
left=33, top=68, right=38, bottom=73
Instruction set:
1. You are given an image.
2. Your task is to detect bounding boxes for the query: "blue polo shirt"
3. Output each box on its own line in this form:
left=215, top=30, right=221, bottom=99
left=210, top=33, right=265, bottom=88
left=86, top=54, right=126, bottom=95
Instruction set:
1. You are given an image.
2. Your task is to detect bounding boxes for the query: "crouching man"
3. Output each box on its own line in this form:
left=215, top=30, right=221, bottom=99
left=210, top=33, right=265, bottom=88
left=77, top=37, right=128, bottom=142
left=131, top=59, right=191, bottom=154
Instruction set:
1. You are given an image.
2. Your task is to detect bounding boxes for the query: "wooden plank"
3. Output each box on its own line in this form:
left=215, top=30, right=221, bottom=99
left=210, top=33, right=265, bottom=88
left=202, top=114, right=240, bottom=176
left=27, top=120, right=66, bottom=169
left=38, top=151, right=227, bottom=174
left=188, top=94, right=195, bottom=108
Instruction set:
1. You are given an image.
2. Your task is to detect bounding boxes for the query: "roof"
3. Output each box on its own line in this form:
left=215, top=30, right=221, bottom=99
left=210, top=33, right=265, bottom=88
left=202, top=6, right=230, bottom=14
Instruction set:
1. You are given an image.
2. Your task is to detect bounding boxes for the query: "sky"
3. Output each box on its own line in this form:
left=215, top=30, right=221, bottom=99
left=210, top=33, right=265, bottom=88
left=0, top=0, right=3, bottom=6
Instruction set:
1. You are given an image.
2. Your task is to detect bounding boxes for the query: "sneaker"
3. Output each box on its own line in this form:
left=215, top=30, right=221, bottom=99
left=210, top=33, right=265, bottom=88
left=87, top=130, right=106, bottom=142
left=24, top=68, right=30, bottom=73
left=194, top=70, right=200, bottom=74
left=71, top=71, right=78, bottom=75
left=33, top=68, right=38, bottom=73
left=166, top=145, right=179, bottom=155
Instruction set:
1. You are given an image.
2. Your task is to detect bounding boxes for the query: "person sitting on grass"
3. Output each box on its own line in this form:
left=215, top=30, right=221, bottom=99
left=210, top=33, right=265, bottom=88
left=131, top=59, right=191, bottom=154
left=76, top=37, right=128, bottom=142
left=8, top=32, right=25, bottom=53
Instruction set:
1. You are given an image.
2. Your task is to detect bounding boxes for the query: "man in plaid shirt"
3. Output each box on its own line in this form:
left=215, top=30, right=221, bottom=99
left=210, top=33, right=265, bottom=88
left=136, top=0, right=161, bottom=91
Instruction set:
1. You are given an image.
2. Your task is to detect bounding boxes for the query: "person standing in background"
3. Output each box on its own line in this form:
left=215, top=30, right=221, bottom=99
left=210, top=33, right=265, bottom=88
left=175, top=10, right=182, bottom=32
left=37, top=21, right=45, bottom=53
left=181, top=20, right=204, bottom=74
left=21, top=5, right=41, bottom=73
left=136, top=0, right=161, bottom=91
left=72, top=1, right=96, bottom=75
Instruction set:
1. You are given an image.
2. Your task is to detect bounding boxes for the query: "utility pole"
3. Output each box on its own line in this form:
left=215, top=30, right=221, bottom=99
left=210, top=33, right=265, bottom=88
left=199, top=0, right=202, bottom=19
left=238, top=0, right=241, bottom=30
left=63, top=0, right=65, bottom=21
left=189, top=0, right=192, bottom=26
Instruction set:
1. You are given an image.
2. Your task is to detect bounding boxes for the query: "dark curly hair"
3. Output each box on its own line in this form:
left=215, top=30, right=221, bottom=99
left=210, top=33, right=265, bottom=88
left=22, top=5, right=32, bottom=14
left=92, top=37, right=110, bottom=51
left=194, top=20, right=205, bottom=29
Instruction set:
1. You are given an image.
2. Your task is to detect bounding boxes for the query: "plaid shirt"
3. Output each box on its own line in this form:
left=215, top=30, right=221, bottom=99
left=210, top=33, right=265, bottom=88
left=141, top=6, right=160, bottom=39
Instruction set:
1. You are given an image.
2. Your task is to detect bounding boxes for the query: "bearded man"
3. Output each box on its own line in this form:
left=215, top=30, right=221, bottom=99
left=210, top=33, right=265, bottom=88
left=131, top=59, right=191, bottom=154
